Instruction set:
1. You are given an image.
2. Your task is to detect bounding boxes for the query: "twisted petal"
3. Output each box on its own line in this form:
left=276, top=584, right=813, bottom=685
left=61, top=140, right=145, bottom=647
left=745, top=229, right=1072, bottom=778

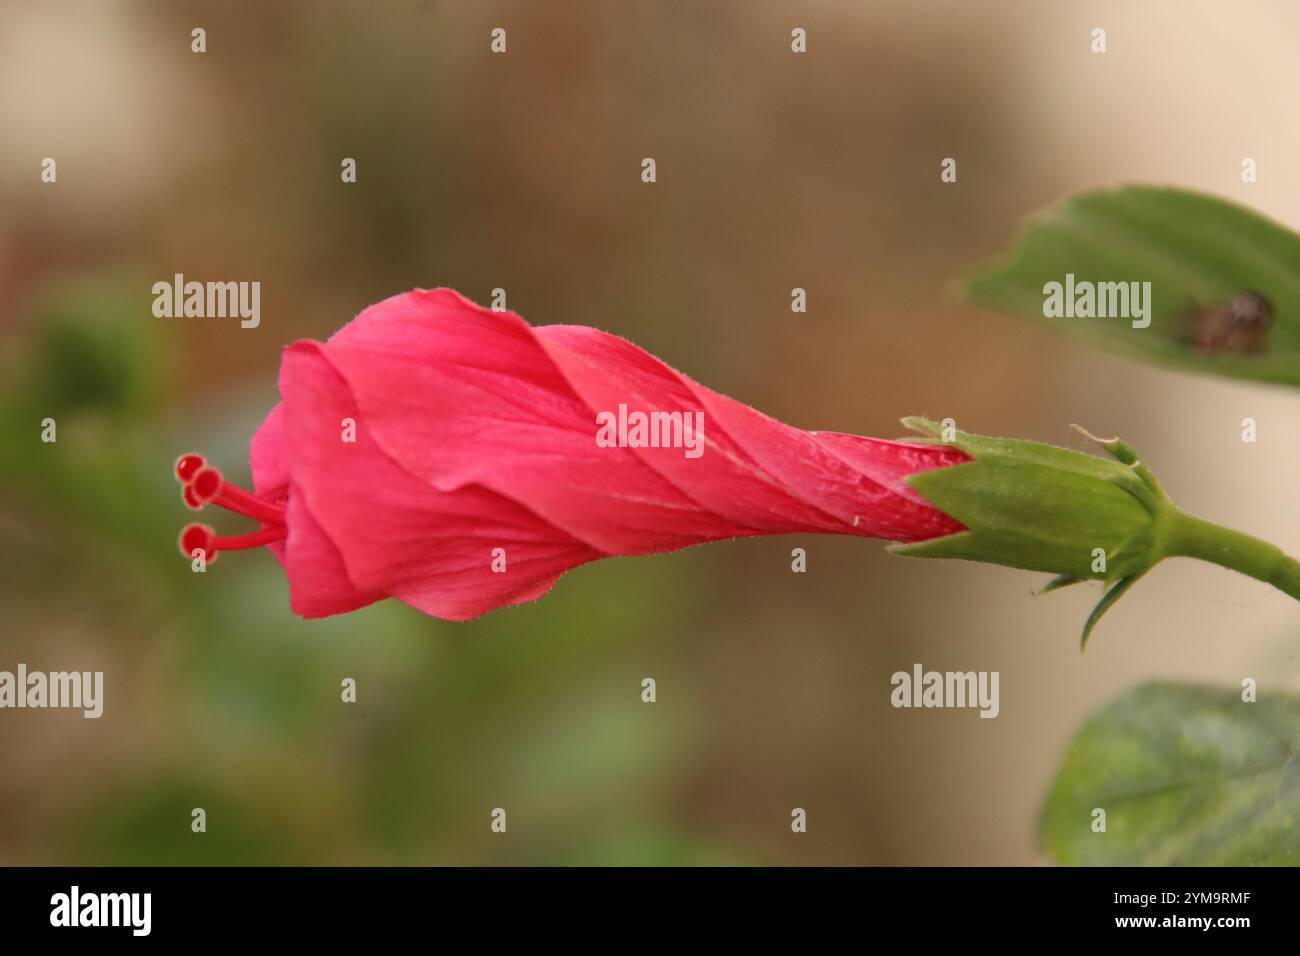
left=250, top=289, right=965, bottom=619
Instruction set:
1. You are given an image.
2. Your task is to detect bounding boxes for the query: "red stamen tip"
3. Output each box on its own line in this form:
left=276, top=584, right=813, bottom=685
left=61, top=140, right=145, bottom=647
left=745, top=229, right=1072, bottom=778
left=182, top=484, right=203, bottom=510
left=191, top=466, right=223, bottom=503
left=175, top=453, right=206, bottom=483
left=178, top=523, right=217, bottom=562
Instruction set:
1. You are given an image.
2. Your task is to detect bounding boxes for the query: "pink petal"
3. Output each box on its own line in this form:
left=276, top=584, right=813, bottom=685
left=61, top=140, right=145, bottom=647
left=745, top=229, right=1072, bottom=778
left=277, top=341, right=603, bottom=620
left=317, top=289, right=761, bottom=554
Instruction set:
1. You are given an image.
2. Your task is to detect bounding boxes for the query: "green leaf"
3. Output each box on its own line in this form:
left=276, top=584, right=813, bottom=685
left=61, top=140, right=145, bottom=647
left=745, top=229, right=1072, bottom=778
left=1040, top=682, right=1300, bottom=865
left=966, top=185, right=1300, bottom=386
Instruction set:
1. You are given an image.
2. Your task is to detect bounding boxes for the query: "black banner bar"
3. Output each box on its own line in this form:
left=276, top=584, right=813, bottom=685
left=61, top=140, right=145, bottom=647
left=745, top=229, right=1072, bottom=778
left=0, top=866, right=1285, bottom=942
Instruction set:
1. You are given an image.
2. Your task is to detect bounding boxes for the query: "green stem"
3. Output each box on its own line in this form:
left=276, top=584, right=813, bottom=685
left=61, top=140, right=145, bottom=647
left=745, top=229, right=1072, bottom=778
left=1166, top=511, right=1300, bottom=601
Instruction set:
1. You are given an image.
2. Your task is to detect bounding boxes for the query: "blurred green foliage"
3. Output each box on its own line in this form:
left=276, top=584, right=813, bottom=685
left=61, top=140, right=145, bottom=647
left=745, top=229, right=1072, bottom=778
left=1040, top=682, right=1300, bottom=865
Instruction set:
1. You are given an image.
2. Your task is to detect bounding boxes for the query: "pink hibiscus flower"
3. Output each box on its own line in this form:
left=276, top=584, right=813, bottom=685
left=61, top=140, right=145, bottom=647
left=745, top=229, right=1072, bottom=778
left=175, top=289, right=967, bottom=620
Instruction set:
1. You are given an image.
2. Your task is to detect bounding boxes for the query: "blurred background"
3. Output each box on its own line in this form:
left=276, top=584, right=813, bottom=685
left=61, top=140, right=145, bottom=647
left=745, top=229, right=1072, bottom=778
left=2, top=0, right=1299, bottom=865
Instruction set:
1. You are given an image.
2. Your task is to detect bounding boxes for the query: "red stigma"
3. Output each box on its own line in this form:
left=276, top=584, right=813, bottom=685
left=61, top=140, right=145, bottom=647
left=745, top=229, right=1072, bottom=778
left=173, top=453, right=287, bottom=563
left=179, top=523, right=216, bottom=562
left=191, top=467, right=222, bottom=503
left=174, top=453, right=206, bottom=483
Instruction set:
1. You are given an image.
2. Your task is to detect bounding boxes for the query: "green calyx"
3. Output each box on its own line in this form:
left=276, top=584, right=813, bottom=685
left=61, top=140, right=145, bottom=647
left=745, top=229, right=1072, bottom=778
left=890, top=417, right=1300, bottom=649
